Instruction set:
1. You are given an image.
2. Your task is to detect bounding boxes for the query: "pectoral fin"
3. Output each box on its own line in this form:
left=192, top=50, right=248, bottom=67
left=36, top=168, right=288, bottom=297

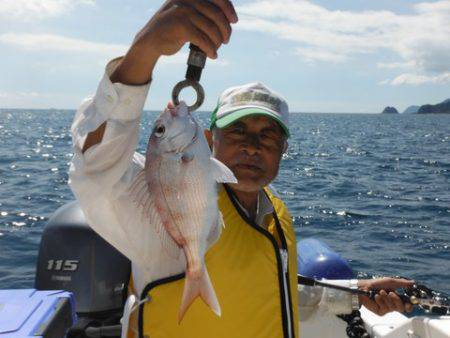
left=206, top=212, right=224, bottom=246
left=210, top=157, right=237, bottom=183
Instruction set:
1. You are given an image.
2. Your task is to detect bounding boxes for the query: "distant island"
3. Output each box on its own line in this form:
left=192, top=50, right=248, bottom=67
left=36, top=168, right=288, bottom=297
left=402, top=105, right=420, bottom=114
left=382, top=98, right=450, bottom=114
left=381, top=106, right=399, bottom=114
left=397, top=98, right=450, bottom=114
left=417, top=98, right=450, bottom=114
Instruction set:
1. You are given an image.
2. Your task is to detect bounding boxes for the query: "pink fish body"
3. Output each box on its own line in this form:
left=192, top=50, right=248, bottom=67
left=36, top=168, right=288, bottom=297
left=129, top=101, right=236, bottom=322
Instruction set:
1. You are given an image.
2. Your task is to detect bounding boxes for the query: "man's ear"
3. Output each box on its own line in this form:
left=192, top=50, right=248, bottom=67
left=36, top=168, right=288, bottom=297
left=282, top=141, right=288, bottom=153
left=204, top=129, right=213, bottom=149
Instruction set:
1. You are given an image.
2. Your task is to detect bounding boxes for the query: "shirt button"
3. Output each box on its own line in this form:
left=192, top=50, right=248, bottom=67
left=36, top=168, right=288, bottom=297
left=124, top=98, right=132, bottom=105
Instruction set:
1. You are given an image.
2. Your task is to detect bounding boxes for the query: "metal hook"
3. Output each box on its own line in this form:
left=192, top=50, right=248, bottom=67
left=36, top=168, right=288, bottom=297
left=171, top=44, right=206, bottom=112
left=172, top=79, right=205, bottom=112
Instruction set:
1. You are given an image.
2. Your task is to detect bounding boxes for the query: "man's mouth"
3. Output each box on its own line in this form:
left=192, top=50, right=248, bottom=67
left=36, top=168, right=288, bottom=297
left=234, top=163, right=263, bottom=171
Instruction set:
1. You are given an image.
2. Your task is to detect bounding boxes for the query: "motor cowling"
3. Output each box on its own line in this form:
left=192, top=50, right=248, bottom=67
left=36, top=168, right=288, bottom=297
left=35, top=201, right=131, bottom=317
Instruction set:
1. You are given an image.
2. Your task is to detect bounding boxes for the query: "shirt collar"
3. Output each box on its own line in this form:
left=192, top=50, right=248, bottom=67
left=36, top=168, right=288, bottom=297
left=255, top=189, right=274, bottom=226
left=227, top=187, right=274, bottom=227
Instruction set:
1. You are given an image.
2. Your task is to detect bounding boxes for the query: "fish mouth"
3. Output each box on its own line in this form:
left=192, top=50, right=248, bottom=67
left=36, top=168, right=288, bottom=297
left=169, top=118, right=199, bottom=154
left=181, top=119, right=199, bottom=151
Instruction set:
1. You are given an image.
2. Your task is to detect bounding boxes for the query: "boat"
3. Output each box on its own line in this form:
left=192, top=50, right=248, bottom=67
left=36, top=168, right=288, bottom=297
left=0, top=201, right=449, bottom=337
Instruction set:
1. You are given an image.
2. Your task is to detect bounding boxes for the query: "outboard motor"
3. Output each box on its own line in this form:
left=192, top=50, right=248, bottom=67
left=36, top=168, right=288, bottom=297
left=35, top=201, right=131, bottom=337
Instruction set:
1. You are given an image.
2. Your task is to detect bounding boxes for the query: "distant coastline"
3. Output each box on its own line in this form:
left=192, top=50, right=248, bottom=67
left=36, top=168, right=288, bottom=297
left=416, top=98, right=450, bottom=114
left=401, top=98, right=450, bottom=114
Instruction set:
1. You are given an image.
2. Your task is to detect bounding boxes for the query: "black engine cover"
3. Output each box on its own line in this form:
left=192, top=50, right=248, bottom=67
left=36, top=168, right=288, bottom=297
left=35, top=201, right=131, bottom=316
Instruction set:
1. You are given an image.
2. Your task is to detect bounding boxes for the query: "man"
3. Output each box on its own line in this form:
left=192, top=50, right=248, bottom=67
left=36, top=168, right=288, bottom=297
left=69, top=1, right=413, bottom=337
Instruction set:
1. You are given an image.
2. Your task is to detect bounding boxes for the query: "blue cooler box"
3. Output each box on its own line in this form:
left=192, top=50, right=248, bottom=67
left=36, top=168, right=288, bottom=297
left=0, top=289, right=76, bottom=337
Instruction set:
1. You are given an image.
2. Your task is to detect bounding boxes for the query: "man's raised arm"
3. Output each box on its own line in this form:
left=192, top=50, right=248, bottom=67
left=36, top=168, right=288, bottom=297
left=80, top=0, right=238, bottom=153
left=69, top=0, right=237, bottom=267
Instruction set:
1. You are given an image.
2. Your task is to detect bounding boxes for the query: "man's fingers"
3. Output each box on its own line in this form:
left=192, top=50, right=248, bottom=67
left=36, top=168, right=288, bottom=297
left=378, top=277, right=415, bottom=291
left=359, top=295, right=380, bottom=315
left=188, top=0, right=232, bottom=43
left=185, top=21, right=218, bottom=59
left=209, top=0, right=238, bottom=23
left=388, top=292, right=405, bottom=312
left=391, top=278, right=415, bottom=289
left=375, top=292, right=389, bottom=316
left=405, top=301, right=414, bottom=313
left=360, top=278, right=417, bottom=316
left=379, top=290, right=397, bottom=312
left=188, top=9, right=223, bottom=49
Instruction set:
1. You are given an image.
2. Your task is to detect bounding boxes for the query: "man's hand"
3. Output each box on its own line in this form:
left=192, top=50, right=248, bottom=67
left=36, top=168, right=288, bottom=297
left=111, top=0, right=238, bottom=85
left=357, top=277, right=415, bottom=316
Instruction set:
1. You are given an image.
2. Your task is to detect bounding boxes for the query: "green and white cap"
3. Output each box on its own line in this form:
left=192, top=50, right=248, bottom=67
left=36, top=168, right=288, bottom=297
left=210, top=82, right=290, bottom=137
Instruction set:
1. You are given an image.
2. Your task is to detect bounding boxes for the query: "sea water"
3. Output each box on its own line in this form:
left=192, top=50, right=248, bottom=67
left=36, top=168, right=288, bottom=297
left=0, top=109, right=449, bottom=295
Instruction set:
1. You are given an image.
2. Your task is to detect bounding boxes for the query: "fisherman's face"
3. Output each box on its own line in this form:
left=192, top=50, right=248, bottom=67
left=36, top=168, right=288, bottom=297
left=209, top=115, right=287, bottom=193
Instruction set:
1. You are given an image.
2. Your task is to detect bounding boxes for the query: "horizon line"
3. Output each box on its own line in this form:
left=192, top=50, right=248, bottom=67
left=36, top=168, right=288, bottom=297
left=0, top=107, right=383, bottom=114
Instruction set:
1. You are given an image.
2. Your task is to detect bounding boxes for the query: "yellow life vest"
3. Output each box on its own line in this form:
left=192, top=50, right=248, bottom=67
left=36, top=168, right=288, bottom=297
left=136, top=184, right=298, bottom=338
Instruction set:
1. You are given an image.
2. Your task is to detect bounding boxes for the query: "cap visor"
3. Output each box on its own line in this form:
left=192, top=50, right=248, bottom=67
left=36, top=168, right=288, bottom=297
left=215, top=107, right=290, bottom=137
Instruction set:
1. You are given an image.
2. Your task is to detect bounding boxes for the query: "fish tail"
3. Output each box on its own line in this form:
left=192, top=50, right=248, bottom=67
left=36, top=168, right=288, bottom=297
left=178, top=267, right=221, bottom=323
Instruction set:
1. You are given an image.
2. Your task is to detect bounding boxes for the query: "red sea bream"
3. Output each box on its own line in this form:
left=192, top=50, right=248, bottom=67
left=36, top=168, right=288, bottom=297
left=128, top=101, right=236, bottom=322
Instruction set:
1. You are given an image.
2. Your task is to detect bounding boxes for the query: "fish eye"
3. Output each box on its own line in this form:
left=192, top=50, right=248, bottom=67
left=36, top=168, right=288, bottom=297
left=154, top=124, right=165, bottom=138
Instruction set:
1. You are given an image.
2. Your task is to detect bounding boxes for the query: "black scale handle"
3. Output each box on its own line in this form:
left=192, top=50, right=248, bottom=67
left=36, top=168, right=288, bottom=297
left=186, top=44, right=206, bottom=82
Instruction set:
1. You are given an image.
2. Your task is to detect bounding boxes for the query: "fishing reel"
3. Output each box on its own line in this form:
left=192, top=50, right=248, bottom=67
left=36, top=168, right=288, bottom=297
left=367, top=282, right=450, bottom=315
left=401, top=283, right=450, bottom=315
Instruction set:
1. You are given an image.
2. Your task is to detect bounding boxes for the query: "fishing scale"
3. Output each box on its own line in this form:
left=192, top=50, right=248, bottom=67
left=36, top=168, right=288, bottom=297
left=172, top=44, right=206, bottom=112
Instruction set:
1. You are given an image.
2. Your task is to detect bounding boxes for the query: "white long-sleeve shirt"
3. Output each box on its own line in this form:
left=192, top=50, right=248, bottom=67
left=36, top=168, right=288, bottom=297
left=68, top=57, right=358, bottom=319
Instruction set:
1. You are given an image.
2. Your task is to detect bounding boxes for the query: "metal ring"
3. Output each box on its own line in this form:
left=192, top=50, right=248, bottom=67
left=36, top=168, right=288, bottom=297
left=171, top=79, right=205, bottom=112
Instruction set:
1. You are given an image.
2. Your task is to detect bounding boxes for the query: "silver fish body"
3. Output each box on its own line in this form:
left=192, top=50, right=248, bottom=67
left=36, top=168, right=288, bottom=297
left=129, top=102, right=236, bottom=322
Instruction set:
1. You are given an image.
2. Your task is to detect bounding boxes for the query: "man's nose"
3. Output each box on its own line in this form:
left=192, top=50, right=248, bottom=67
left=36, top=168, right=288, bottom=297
left=240, top=134, right=261, bottom=155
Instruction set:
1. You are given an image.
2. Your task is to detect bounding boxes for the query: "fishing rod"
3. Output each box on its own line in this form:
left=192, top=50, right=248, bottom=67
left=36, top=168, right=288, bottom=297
left=297, top=274, right=379, bottom=298
left=297, top=274, right=450, bottom=315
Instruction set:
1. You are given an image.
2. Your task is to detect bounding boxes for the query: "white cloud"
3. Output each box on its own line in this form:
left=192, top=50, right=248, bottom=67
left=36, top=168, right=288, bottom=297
left=386, top=72, right=450, bottom=85
left=236, top=0, right=450, bottom=85
left=377, top=61, right=416, bottom=70
left=414, top=0, right=450, bottom=13
left=0, top=33, right=127, bottom=55
left=0, top=33, right=229, bottom=67
left=378, top=79, right=391, bottom=86
left=296, top=47, right=348, bottom=63
left=0, top=0, right=94, bottom=21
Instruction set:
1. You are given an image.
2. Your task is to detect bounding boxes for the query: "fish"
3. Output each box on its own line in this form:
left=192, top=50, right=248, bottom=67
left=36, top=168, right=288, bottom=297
left=128, top=101, right=237, bottom=323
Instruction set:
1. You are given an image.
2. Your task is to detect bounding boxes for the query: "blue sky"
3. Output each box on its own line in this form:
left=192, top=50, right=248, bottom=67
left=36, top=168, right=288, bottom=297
left=0, top=0, right=449, bottom=113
